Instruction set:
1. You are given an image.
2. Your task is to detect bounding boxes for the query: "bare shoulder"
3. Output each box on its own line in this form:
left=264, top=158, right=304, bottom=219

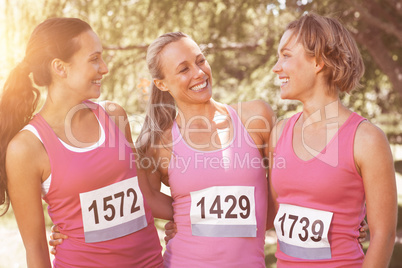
left=7, top=130, right=44, bottom=159
left=99, top=101, right=131, bottom=140
left=6, top=130, right=47, bottom=177
left=230, top=100, right=275, bottom=130
left=100, top=100, right=127, bottom=118
left=354, top=120, right=392, bottom=169
left=230, top=100, right=274, bottom=119
left=355, top=120, right=389, bottom=147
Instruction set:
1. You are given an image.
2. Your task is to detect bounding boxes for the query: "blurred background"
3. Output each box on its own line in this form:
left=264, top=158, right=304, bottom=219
left=0, top=0, right=401, bottom=267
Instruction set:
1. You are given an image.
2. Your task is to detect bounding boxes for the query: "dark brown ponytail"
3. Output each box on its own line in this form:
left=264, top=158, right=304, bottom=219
left=0, top=17, right=92, bottom=215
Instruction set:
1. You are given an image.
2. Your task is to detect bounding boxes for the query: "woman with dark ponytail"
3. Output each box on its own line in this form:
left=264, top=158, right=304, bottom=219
left=0, top=18, right=171, bottom=267
left=0, top=62, right=38, bottom=211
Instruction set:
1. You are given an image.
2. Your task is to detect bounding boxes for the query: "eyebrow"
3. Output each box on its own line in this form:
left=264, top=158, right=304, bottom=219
left=175, top=61, right=188, bottom=73
left=277, top=47, right=292, bottom=57
left=280, top=47, right=291, bottom=53
left=175, top=54, right=204, bottom=71
left=89, top=51, right=102, bottom=57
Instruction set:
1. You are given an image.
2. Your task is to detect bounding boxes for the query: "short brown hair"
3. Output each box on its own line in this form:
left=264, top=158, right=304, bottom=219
left=286, top=12, right=364, bottom=93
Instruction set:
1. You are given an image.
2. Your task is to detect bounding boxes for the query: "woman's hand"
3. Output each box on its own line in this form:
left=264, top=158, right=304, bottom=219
left=358, top=219, right=369, bottom=244
left=48, top=225, right=68, bottom=255
left=164, top=221, right=177, bottom=244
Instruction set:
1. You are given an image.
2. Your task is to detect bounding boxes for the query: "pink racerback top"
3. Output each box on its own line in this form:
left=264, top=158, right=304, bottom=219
left=30, top=101, right=163, bottom=268
left=271, top=112, right=366, bottom=267
left=163, top=105, right=267, bottom=267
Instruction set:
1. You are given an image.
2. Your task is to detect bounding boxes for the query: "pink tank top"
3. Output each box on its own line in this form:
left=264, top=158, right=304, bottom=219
left=163, top=105, right=267, bottom=267
left=271, top=112, right=366, bottom=267
left=30, top=101, right=163, bottom=268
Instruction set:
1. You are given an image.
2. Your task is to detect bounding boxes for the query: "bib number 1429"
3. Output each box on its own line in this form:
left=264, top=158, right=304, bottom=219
left=196, top=194, right=251, bottom=219
left=190, top=186, right=257, bottom=237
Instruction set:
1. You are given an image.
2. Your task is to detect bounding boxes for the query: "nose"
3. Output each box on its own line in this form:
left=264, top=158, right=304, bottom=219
left=99, top=57, right=109, bottom=75
left=193, top=65, right=206, bottom=79
left=272, top=59, right=281, bottom=74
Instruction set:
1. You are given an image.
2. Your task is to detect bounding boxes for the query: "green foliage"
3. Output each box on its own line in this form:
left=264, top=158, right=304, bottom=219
left=1, top=0, right=400, bottom=139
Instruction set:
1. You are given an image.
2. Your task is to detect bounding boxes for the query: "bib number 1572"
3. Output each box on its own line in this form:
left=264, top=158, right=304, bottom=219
left=79, top=177, right=147, bottom=243
left=87, top=187, right=140, bottom=224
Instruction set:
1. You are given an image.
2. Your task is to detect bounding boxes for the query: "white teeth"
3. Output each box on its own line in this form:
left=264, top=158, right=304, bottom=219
left=280, top=78, right=289, bottom=84
left=190, top=81, right=207, bottom=91
left=92, top=80, right=101, bottom=85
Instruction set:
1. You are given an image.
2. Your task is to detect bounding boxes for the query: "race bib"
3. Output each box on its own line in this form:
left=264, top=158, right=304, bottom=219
left=274, top=203, right=333, bottom=260
left=190, top=186, right=256, bottom=237
left=79, top=177, right=147, bottom=243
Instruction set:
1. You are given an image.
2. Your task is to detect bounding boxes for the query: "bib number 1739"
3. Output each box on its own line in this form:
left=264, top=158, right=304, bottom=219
left=273, top=203, right=333, bottom=259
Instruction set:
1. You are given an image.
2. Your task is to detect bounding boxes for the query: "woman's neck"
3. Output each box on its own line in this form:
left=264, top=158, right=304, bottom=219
left=39, top=97, right=91, bottom=128
left=175, top=99, right=225, bottom=129
left=300, top=95, right=349, bottom=128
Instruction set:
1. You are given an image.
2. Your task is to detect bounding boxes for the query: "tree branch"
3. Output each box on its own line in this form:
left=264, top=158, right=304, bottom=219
left=381, top=0, right=402, bottom=17
left=353, top=29, right=402, bottom=97
left=103, top=44, right=148, bottom=51
left=353, top=5, right=402, bottom=44
left=103, top=42, right=262, bottom=52
left=201, top=42, right=261, bottom=52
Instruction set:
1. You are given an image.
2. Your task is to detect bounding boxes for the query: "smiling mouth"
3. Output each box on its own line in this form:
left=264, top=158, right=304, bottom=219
left=280, top=77, right=289, bottom=86
left=190, top=80, right=207, bottom=91
left=92, top=79, right=101, bottom=85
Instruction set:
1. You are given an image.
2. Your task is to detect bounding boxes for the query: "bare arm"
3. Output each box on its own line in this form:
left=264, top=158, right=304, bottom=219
left=136, top=163, right=173, bottom=220
left=231, top=100, right=276, bottom=230
left=266, top=119, right=286, bottom=230
left=103, top=101, right=173, bottom=220
left=6, top=132, right=51, bottom=268
left=356, top=122, right=397, bottom=268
